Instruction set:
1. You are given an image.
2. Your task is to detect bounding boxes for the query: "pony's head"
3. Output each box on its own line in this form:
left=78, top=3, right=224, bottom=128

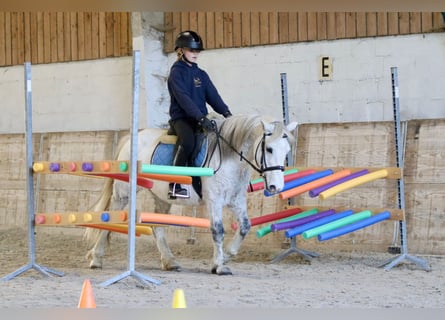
left=213, top=114, right=297, bottom=195
left=257, top=119, right=298, bottom=194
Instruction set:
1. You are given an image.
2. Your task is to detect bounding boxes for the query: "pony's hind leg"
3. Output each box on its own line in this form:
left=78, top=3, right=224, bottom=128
left=86, top=181, right=128, bottom=269
left=152, top=226, right=181, bottom=271
left=85, top=230, right=110, bottom=268
left=151, top=196, right=181, bottom=271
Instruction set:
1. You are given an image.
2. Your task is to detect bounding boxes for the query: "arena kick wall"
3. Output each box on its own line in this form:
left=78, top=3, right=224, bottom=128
left=0, top=119, right=444, bottom=255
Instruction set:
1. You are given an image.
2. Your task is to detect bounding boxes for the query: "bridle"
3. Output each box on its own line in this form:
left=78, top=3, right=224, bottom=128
left=208, top=120, right=285, bottom=176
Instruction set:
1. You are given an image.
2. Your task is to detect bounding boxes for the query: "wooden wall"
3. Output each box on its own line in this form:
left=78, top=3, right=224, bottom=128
left=2, top=12, right=443, bottom=66
left=0, top=12, right=132, bottom=67
left=1, top=119, right=444, bottom=255
left=164, top=12, right=445, bottom=52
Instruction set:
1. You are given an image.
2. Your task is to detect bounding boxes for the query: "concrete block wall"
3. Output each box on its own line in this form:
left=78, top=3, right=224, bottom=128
left=196, top=33, right=445, bottom=125
left=0, top=57, right=137, bottom=134
left=1, top=31, right=444, bottom=134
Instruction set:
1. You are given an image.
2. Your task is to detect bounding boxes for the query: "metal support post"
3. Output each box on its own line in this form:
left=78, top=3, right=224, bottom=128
left=271, top=73, right=319, bottom=264
left=2, top=62, right=64, bottom=281
left=99, top=51, right=161, bottom=287
left=379, top=67, right=431, bottom=271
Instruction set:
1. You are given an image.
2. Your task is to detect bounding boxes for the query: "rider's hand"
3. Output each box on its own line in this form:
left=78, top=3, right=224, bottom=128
left=223, top=110, right=232, bottom=118
left=198, top=116, right=216, bottom=132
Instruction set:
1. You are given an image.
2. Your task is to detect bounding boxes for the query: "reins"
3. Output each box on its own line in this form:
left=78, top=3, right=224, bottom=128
left=206, top=119, right=284, bottom=175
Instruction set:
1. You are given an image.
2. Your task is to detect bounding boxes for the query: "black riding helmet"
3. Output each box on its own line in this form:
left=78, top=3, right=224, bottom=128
left=174, top=30, right=204, bottom=51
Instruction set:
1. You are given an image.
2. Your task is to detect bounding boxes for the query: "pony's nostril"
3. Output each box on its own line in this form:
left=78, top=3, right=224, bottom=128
left=269, top=185, right=277, bottom=193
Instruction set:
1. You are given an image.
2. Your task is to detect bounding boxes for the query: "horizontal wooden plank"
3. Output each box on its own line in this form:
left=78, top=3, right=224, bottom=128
left=35, top=210, right=129, bottom=226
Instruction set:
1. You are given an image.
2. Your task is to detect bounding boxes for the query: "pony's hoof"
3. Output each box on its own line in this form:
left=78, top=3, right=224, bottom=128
left=161, top=260, right=181, bottom=272
left=211, top=265, right=233, bottom=275
left=86, top=251, right=103, bottom=269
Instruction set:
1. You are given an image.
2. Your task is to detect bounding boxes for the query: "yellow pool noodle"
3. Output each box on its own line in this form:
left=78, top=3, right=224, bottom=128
left=319, top=169, right=389, bottom=200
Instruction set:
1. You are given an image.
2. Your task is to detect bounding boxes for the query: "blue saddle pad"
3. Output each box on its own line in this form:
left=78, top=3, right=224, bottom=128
left=151, top=136, right=208, bottom=167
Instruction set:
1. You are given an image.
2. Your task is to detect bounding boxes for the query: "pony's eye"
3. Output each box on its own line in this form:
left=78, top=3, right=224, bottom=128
left=282, top=133, right=288, bottom=139
left=266, top=147, right=273, bottom=154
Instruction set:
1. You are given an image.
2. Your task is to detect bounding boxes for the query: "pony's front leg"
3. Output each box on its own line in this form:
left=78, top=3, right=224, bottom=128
left=225, top=202, right=251, bottom=261
left=209, top=204, right=232, bottom=275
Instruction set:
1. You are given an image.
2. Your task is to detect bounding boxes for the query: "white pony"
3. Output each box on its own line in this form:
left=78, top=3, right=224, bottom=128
left=85, top=114, right=297, bottom=275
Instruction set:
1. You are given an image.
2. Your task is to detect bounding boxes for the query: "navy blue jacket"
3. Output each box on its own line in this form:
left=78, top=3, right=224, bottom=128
left=168, top=60, right=230, bottom=122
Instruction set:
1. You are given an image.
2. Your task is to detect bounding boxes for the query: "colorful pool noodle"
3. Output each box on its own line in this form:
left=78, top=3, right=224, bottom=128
left=270, top=209, right=336, bottom=232
left=140, top=164, right=214, bottom=176
left=263, top=169, right=334, bottom=197
left=231, top=206, right=303, bottom=231
left=308, top=169, right=369, bottom=197
left=138, top=173, right=192, bottom=184
left=302, top=210, right=372, bottom=239
left=319, top=169, right=389, bottom=200
left=247, top=168, right=302, bottom=192
left=139, top=212, right=210, bottom=228
left=317, top=211, right=391, bottom=241
left=285, top=210, right=354, bottom=238
left=256, top=208, right=319, bottom=238
left=278, top=169, right=352, bottom=200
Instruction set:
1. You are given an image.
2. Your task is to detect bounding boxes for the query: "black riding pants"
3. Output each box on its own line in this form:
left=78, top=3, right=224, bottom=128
left=170, top=118, right=200, bottom=167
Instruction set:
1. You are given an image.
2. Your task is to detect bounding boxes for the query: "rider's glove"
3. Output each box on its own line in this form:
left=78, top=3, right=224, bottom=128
left=198, top=116, right=216, bottom=132
left=223, top=110, right=232, bottom=118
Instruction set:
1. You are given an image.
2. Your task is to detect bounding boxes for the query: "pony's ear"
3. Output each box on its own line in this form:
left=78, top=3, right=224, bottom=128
left=286, top=121, right=298, bottom=133
left=261, top=120, right=275, bottom=134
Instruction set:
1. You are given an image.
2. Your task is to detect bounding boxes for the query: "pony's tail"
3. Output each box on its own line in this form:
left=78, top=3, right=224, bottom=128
left=83, top=132, right=130, bottom=248
left=82, top=177, right=114, bottom=248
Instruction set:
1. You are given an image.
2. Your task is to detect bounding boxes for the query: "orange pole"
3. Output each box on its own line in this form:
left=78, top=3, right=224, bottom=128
left=279, top=169, right=352, bottom=200
left=139, top=212, right=210, bottom=229
left=138, top=173, right=192, bottom=184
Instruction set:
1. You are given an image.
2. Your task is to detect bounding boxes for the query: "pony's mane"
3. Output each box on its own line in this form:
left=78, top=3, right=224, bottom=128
left=215, top=115, right=263, bottom=152
left=211, top=114, right=294, bottom=159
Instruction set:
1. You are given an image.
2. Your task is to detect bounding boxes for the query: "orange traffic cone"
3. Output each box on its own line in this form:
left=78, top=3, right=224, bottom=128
left=172, top=288, right=187, bottom=308
left=78, top=279, right=96, bottom=308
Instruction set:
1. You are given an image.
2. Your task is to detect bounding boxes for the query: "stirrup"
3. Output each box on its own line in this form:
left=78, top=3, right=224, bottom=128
left=168, top=183, right=190, bottom=199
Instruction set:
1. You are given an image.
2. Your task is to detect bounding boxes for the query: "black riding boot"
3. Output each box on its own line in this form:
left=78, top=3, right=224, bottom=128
left=168, top=146, right=189, bottom=199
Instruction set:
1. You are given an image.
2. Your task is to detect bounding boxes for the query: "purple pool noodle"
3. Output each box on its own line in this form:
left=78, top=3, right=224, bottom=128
left=317, top=211, right=391, bottom=241
left=308, top=169, right=369, bottom=198
left=264, top=169, right=334, bottom=197
left=82, top=162, right=94, bottom=172
left=285, top=209, right=354, bottom=238
left=270, top=209, right=336, bottom=232
left=49, top=163, right=60, bottom=172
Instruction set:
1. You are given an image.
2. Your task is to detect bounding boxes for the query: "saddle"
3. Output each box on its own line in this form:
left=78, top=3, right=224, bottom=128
left=150, top=132, right=208, bottom=198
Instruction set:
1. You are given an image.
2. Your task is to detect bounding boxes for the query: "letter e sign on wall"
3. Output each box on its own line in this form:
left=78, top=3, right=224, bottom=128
left=319, top=56, right=332, bottom=80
